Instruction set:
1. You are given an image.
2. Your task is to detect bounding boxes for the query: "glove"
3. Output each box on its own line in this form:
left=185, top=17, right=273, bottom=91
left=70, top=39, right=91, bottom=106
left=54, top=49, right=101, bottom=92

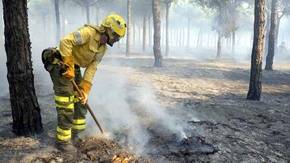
left=61, top=56, right=75, bottom=80
left=79, top=89, right=88, bottom=104
left=79, top=80, right=92, bottom=104
left=61, top=66, right=75, bottom=80
left=57, top=62, right=75, bottom=80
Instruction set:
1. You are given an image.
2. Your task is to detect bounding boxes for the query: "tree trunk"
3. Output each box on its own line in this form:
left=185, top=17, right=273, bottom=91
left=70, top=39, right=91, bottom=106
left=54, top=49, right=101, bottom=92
left=179, top=28, right=183, bottom=47
left=54, top=0, right=61, bottom=43
left=126, top=0, right=131, bottom=56
left=207, top=33, right=210, bottom=48
left=232, top=31, right=236, bottom=55
left=2, top=0, right=43, bottom=136
left=61, top=0, right=66, bottom=37
left=216, top=32, right=222, bottom=58
left=162, top=27, right=165, bottom=48
left=148, top=15, right=152, bottom=47
left=247, top=0, right=266, bottom=101
left=264, top=7, right=271, bottom=56
left=174, top=27, right=180, bottom=47
left=152, top=0, right=162, bottom=67
left=187, top=17, right=191, bottom=48
left=165, top=2, right=170, bottom=56
left=181, top=28, right=184, bottom=47
left=143, top=16, right=147, bottom=51
left=133, top=21, right=136, bottom=45
left=276, top=16, right=281, bottom=40
left=196, top=29, right=202, bottom=48
left=0, top=2, right=3, bottom=44
left=265, top=0, right=280, bottom=71
left=85, top=4, right=90, bottom=24
left=0, top=11, right=3, bottom=45
left=139, top=24, right=142, bottom=45
left=194, top=31, right=197, bottom=47
left=183, top=27, right=186, bottom=47
left=226, top=37, right=230, bottom=47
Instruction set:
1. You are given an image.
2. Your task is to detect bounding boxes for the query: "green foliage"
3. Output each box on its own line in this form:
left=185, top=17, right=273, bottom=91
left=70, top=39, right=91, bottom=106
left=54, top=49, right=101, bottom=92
left=190, top=0, right=252, bottom=37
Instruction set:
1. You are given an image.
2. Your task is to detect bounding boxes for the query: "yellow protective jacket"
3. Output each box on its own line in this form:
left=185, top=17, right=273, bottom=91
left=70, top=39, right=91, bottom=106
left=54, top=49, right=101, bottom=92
left=59, top=24, right=107, bottom=94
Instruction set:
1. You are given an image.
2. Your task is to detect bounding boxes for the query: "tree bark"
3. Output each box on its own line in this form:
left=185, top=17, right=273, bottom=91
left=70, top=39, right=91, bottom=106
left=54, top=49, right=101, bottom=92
left=54, top=0, right=61, bottom=43
left=174, top=27, right=179, bottom=47
left=148, top=15, right=152, bottom=47
left=187, top=17, right=191, bottom=48
left=216, top=32, right=222, bottom=58
left=85, top=4, right=90, bottom=24
left=232, top=31, right=236, bottom=55
left=247, top=0, right=266, bottom=101
left=0, top=2, right=3, bottom=44
left=143, top=16, right=147, bottom=51
left=139, top=24, right=142, bottom=45
left=182, top=29, right=184, bottom=47
left=61, top=0, right=66, bottom=37
left=152, top=0, right=162, bottom=67
left=133, top=21, right=136, bottom=45
left=265, top=0, right=279, bottom=71
left=2, top=0, right=43, bottom=135
left=179, top=28, right=183, bottom=47
left=264, top=10, right=271, bottom=56
left=126, top=0, right=131, bottom=56
left=0, top=11, right=3, bottom=45
left=162, top=27, right=165, bottom=47
left=165, top=2, right=170, bottom=56
left=196, top=29, right=202, bottom=48
left=207, top=33, right=210, bottom=48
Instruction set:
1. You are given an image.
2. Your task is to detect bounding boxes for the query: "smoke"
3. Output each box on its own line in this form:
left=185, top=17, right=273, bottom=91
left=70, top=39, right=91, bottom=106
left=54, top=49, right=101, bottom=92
left=85, top=58, right=191, bottom=154
left=134, top=82, right=189, bottom=140
left=86, top=66, right=149, bottom=153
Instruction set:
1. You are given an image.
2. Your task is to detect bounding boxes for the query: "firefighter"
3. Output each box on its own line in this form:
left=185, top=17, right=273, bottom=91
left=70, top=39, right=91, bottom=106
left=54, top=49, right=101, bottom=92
left=42, top=14, right=126, bottom=158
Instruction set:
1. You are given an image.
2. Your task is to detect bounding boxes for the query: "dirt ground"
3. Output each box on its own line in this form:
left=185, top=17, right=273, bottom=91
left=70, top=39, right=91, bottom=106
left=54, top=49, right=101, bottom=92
left=0, top=55, right=289, bottom=162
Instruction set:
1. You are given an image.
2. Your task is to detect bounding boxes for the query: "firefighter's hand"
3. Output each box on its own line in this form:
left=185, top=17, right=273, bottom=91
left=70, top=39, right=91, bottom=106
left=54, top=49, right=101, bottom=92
left=62, top=68, right=75, bottom=80
left=80, top=89, right=88, bottom=104
left=59, top=63, right=74, bottom=80
left=79, top=80, right=92, bottom=104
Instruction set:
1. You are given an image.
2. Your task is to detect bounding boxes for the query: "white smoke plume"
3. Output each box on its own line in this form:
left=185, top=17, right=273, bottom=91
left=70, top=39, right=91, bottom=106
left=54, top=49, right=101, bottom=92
left=85, top=58, right=190, bottom=154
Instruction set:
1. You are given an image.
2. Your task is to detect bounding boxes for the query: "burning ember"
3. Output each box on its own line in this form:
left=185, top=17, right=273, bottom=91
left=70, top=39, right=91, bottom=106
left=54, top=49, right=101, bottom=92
left=144, top=128, right=217, bottom=160
left=112, top=154, right=132, bottom=163
left=176, top=136, right=216, bottom=155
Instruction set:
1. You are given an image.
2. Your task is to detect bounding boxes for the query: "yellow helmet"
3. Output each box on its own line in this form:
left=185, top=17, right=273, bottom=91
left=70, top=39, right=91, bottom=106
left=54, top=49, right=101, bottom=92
left=101, top=14, right=127, bottom=37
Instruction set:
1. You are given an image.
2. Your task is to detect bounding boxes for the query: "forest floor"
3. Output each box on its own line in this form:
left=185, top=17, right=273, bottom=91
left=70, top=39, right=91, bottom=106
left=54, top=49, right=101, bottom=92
left=0, top=55, right=289, bottom=162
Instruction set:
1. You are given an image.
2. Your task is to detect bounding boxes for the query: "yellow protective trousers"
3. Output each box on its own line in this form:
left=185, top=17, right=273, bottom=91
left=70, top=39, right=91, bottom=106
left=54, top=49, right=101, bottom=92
left=48, top=63, right=87, bottom=143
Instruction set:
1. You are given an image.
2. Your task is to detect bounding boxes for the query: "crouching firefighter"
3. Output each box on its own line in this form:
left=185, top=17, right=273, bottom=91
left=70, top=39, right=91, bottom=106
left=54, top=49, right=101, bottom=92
left=41, top=14, right=126, bottom=155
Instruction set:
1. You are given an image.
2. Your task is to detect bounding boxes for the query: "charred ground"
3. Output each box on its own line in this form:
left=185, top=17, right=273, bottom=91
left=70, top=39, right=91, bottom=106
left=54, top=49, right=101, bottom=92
left=0, top=56, right=289, bottom=162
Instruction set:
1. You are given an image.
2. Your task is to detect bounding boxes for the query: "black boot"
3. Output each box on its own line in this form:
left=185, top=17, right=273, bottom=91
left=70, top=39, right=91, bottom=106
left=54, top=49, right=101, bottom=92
left=72, top=131, right=84, bottom=146
left=55, top=141, right=78, bottom=162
